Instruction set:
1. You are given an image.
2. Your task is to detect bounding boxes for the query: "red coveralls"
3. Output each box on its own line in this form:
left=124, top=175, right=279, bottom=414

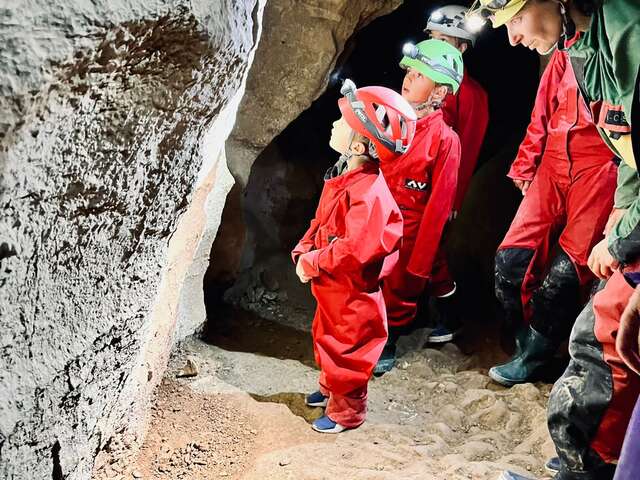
left=380, top=110, right=461, bottom=327
left=496, top=49, right=617, bottom=338
left=292, top=161, right=403, bottom=427
left=430, top=74, right=489, bottom=296
left=442, top=74, right=490, bottom=214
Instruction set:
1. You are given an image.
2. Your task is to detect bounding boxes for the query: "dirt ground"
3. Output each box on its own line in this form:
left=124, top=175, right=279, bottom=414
left=95, top=309, right=557, bottom=480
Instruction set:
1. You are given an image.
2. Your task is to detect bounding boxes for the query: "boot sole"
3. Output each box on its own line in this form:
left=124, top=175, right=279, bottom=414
left=311, top=423, right=347, bottom=434
left=305, top=400, right=328, bottom=408
left=488, top=367, right=527, bottom=387
left=426, top=333, right=455, bottom=343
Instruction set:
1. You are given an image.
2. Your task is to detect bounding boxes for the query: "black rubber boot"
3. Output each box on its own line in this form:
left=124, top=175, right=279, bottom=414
left=373, top=330, right=398, bottom=376
left=489, top=326, right=556, bottom=386
left=426, top=292, right=462, bottom=344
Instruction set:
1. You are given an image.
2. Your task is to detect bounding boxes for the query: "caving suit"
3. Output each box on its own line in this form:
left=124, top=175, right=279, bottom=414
left=292, top=161, right=403, bottom=428
left=544, top=2, right=640, bottom=479
left=380, top=110, right=461, bottom=327
left=495, top=49, right=617, bottom=346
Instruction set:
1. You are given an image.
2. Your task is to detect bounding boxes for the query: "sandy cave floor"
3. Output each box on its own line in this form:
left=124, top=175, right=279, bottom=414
left=94, top=305, right=558, bottom=480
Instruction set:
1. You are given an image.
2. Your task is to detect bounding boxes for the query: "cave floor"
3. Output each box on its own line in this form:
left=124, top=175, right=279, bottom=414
left=96, top=304, right=559, bottom=480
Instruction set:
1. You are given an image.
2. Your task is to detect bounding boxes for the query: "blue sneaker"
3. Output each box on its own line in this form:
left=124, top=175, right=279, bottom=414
left=426, top=324, right=460, bottom=344
left=305, top=390, right=328, bottom=408
left=545, top=457, right=560, bottom=474
left=311, top=415, right=346, bottom=434
left=499, top=471, right=537, bottom=480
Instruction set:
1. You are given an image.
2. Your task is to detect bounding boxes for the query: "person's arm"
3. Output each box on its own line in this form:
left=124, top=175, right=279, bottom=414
left=508, top=50, right=565, bottom=184
left=298, top=187, right=402, bottom=278
left=617, top=285, right=640, bottom=376
left=291, top=217, right=320, bottom=265
left=608, top=193, right=640, bottom=265
left=406, top=131, right=460, bottom=279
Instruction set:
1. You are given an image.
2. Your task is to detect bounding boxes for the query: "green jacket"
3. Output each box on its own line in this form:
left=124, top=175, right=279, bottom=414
left=568, top=0, right=640, bottom=264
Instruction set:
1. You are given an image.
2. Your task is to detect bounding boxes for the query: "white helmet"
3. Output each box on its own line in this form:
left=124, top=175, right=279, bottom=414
left=425, top=5, right=477, bottom=46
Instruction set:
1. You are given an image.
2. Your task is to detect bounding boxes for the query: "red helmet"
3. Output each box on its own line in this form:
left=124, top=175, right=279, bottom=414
left=338, top=79, right=417, bottom=161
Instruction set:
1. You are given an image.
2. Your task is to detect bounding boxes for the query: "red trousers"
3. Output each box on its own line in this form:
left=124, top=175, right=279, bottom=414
left=318, top=370, right=367, bottom=428
left=382, top=231, right=429, bottom=328
left=499, top=158, right=616, bottom=323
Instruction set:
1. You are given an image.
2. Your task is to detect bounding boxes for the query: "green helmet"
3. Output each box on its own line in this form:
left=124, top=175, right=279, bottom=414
left=400, top=39, right=464, bottom=94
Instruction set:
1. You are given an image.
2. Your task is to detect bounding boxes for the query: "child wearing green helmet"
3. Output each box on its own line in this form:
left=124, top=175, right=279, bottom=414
left=374, top=39, right=464, bottom=375
left=424, top=5, right=490, bottom=346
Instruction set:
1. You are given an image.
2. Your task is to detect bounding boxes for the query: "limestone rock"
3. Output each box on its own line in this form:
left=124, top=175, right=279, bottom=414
left=0, top=1, right=265, bottom=478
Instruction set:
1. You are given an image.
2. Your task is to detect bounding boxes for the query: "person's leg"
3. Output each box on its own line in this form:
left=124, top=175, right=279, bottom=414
left=491, top=160, right=617, bottom=386
left=528, top=249, right=581, bottom=342
left=548, top=272, right=640, bottom=479
left=314, top=284, right=386, bottom=427
left=491, top=166, right=564, bottom=385
left=490, top=249, right=580, bottom=387
left=324, top=385, right=368, bottom=429
left=530, top=160, right=616, bottom=343
left=426, top=249, right=461, bottom=343
left=495, top=164, right=564, bottom=334
left=376, top=252, right=428, bottom=374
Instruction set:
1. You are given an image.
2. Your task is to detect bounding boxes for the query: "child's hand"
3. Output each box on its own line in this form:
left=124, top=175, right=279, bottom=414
left=296, top=259, right=311, bottom=283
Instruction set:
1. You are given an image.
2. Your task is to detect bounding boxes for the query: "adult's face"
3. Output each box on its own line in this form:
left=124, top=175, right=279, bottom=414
left=504, top=0, right=563, bottom=55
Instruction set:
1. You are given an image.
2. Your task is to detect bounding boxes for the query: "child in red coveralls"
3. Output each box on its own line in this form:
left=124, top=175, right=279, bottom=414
left=292, top=80, right=416, bottom=433
left=374, top=39, right=463, bottom=374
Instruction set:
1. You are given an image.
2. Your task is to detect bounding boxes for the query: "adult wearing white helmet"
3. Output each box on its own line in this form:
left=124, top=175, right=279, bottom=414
left=422, top=4, right=490, bottom=346
left=426, top=5, right=478, bottom=48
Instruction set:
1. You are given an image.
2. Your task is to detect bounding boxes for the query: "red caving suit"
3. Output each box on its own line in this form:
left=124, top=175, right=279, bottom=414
left=442, top=73, right=490, bottom=214
left=380, top=110, right=461, bottom=327
left=431, top=73, right=490, bottom=296
left=498, top=49, right=618, bottom=321
left=292, top=161, right=403, bottom=427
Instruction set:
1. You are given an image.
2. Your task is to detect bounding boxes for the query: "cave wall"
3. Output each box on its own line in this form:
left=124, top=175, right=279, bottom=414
left=0, top=1, right=265, bottom=478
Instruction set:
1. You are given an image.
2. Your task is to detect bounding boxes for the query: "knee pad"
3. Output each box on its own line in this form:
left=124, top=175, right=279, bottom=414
left=495, top=248, right=535, bottom=292
left=531, top=249, right=581, bottom=342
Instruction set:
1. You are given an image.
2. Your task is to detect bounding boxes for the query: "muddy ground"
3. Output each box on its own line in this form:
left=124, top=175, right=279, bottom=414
left=95, top=297, right=557, bottom=480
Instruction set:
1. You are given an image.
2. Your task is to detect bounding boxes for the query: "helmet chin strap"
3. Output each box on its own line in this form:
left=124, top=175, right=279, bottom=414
left=556, top=0, right=576, bottom=51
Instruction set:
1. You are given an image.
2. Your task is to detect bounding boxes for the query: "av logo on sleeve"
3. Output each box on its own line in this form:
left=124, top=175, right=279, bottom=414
left=404, top=178, right=429, bottom=191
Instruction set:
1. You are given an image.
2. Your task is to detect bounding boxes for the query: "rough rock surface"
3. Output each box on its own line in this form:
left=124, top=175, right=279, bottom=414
left=121, top=334, right=555, bottom=480
left=0, top=1, right=265, bottom=478
left=207, top=0, right=402, bottom=286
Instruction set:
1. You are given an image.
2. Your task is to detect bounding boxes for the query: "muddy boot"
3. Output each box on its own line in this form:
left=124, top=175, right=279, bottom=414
left=426, top=293, right=462, bottom=344
left=489, top=326, right=556, bottom=387
left=373, top=332, right=398, bottom=376
left=545, top=457, right=560, bottom=475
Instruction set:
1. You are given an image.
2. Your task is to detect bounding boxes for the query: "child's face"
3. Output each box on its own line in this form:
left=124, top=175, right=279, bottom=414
left=401, top=67, right=436, bottom=105
left=329, top=116, right=353, bottom=154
